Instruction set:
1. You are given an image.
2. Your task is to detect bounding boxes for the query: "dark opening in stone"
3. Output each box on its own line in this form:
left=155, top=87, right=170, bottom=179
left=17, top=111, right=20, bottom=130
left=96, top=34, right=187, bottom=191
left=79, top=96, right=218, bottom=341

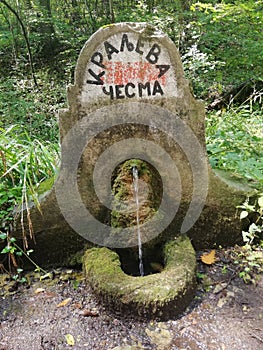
left=116, top=245, right=165, bottom=277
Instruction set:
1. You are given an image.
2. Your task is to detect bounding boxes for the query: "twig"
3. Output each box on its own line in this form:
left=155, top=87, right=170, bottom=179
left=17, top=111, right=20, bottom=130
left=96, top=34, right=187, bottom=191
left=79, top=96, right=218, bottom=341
left=250, top=332, right=263, bottom=343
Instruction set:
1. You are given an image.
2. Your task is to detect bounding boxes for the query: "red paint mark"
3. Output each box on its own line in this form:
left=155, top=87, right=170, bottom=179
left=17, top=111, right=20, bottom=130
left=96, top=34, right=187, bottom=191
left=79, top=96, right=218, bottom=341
left=103, top=62, right=167, bottom=85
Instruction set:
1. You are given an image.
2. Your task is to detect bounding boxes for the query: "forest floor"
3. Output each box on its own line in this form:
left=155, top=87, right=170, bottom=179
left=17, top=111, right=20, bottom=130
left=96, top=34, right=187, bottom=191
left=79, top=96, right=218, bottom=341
left=0, top=247, right=262, bottom=350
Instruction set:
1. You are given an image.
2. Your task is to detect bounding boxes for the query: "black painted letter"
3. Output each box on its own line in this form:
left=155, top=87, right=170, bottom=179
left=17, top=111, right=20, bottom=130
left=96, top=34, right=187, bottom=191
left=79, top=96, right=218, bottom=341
left=102, top=86, right=114, bottom=99
left=115, top=85, right=125, bottom=99
left=104, top=41, right=119, bottom=60
left=152, top=80, right=164, bottom=96
left=125, top=83, right=135, bottom=98
left=138, top=82, right=151, bottom=97
left=120, top=34, right=134, bottom=52
left=146, top=44, right=161, bottom=64
left=86, top=69, right=105, bottom=85
left=135, top=39, right=144, bottom=55
left=156, top=65, right=170, bottom=78
left=91, top=52, right=105, bottom=69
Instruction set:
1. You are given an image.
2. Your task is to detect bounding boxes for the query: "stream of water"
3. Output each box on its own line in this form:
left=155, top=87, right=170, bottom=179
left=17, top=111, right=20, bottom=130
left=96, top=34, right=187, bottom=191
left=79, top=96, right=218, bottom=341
left=132, top=166, right=144, bottom=277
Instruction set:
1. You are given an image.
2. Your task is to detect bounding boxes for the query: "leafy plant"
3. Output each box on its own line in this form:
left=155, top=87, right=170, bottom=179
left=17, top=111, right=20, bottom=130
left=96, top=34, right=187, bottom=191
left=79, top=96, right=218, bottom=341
left=190, top=1, right=263, bottom=96
left=238, top=194, right=263, bottom=244
left=0, top=125, right=59, bottom=272
left=0, top=232, right=47, bottom=280
left=0, top=72, right=66, bottom=142
left=234, top=194, right=263, bottom=283
left=206, top=102, right=263, bottom=189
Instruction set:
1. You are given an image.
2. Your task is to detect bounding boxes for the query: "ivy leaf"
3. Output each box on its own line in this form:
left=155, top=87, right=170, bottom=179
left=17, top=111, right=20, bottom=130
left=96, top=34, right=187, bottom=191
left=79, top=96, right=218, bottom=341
left=0, top=233, right=7, bottom=240
left=240, top=210, right=248, bottom=219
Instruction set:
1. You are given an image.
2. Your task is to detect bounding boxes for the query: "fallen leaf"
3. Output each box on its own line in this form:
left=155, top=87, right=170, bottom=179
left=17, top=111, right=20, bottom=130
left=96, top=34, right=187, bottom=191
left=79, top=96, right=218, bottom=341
left=44, top=292, right=57, bottom=299
left=73, top=302, right=82, bottom=309
left=34, top=288, right=45, bottom=294
left=82, top=308, right=99, bottom=317
left=40, top=272, right=53, bottom=281
left=56, top=297, right=72, bottom=308
left=201, top=250, right=216, bottom=265
left=240, top=210, right=248, bottom=219
left=65, top=333, right=75, bottom=346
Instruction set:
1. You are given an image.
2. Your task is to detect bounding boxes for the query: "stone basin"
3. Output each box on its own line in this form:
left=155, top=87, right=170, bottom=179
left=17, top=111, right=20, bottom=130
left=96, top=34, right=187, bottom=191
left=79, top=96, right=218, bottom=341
left=84, top=236, right=196, bottom=320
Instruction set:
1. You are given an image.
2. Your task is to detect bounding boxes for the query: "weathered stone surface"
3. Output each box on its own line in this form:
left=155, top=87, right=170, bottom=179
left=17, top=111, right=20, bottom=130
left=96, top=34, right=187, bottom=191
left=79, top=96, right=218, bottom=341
left=84, top=236, right=196, bottom=320
left=13, top=23, right=255, bottom=265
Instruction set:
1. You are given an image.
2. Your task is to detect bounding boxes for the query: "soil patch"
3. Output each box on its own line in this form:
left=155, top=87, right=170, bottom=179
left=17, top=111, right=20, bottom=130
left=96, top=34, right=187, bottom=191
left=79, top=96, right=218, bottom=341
left=0, top=247, right=262, bottom=350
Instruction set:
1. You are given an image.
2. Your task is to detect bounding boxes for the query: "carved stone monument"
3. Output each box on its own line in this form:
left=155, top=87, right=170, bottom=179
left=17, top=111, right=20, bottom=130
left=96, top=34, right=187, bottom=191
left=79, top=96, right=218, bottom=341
left=14, top=23, right=253, bottom=318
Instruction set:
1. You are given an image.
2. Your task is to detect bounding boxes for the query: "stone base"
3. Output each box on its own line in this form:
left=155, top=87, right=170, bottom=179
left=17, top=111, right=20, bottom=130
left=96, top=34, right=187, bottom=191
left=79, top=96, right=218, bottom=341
left=83, top=236, right=196, bottom=320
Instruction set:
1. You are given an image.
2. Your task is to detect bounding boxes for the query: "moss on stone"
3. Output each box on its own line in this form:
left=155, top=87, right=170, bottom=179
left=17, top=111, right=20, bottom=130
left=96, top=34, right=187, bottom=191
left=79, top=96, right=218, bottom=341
left=111, top=159, right=161, bottom=230
left=83, top=235, right=196, bottom=319
left=35, top=176, right=56, bottom=196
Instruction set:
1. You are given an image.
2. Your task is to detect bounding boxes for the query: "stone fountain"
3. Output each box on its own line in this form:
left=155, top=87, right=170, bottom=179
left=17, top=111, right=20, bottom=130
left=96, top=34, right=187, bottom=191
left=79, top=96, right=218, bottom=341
left=14, top=23, right=254, bottom=319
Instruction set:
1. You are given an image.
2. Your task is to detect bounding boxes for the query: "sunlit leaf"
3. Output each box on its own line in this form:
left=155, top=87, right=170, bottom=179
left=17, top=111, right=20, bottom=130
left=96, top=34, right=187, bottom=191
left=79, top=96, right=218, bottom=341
left=56, top=297, right=72, bottom=308
left=65, top=334, right=75, bottom=346
left=201, top=250, right=216, bottom=265
left=240, top=210, right=248, bottom=219
left=0, top=233, right=7, bottom=240
left=34, top=288, right=45, bottom=294
left=258, top=196, right=263, bottom=208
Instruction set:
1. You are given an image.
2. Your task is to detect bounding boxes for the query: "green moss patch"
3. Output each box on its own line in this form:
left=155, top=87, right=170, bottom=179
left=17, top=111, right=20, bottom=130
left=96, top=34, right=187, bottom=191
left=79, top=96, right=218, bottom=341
left=83, top=236, right=196, bottom=320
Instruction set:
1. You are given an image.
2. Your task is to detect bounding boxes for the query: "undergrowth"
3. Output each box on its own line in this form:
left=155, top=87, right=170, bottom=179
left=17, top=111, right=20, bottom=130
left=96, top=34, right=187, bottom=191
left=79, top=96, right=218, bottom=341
left=0, top=125, right=59, bottom=274
left=206, top=102, right=263, bottom=189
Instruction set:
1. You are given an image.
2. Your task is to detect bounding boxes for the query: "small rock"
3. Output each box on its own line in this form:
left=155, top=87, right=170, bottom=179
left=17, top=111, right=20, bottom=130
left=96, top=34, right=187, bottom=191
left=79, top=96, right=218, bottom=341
left=213, top=283, right=228, bottom=294
left=34, top=288, right=45, bottom=294
left=145, top=326, right=173, bottom=350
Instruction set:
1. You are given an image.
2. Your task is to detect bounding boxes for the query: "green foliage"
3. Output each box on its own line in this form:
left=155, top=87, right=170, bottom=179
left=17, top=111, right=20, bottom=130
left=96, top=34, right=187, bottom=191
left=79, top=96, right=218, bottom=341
left=232, top=244, right=263, bottom=284
left=189, top=1, right=263, bottom=97
left=0, top=71, right=67, bottom=142
left=234, top=194, right=263, bottom=283
left=0, top=124, right=58, bottom=274
left=0, top=232, right=47, bottom=280
left=0, top=125, right=59, bottom=236
left=206, top=103, right=263, bottom=189
left=238, top=194, right=263, bottom=244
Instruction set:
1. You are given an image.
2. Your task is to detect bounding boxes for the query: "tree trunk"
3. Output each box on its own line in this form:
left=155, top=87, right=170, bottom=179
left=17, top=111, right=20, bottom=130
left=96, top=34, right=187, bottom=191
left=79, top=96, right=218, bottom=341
left=0, top=0, right=38, bottom=87
left=146, top=0, right=154, bottom=12
left=109, top=0, right=115, bottom=22
left=0, top=5, right=19, bottom=62
left=38, top=0, right=55, bottom=35
left=37, top=0, right=61, bottom=60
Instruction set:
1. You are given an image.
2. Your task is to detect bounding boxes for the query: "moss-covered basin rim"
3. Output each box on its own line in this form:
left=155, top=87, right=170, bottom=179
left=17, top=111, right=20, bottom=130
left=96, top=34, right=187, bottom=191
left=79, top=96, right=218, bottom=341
left=84, top=236, right=196, bottom=307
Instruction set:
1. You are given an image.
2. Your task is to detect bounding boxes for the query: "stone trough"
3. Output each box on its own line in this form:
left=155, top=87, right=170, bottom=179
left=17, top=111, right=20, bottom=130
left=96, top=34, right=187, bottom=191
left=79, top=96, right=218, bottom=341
left=84, top=236, right=196, bottom=320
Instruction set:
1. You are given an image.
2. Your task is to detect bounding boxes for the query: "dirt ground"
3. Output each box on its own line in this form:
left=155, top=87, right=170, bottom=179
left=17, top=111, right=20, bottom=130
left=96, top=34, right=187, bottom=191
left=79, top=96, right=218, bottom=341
left=0, top=247, right=262, bottom=350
